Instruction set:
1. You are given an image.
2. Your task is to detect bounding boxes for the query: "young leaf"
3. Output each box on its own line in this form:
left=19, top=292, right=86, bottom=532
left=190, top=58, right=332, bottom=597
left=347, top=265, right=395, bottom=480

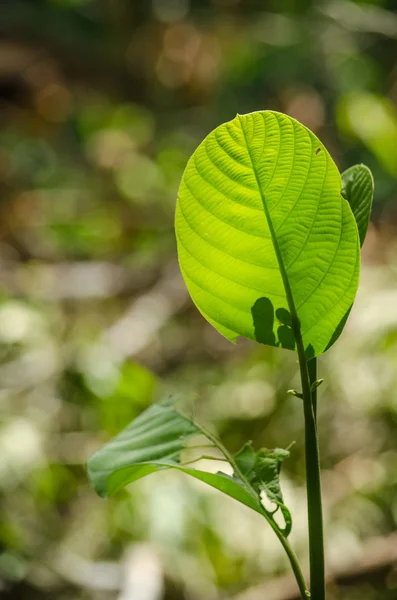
left=251, top=448, right=290, bottom=505
left=341, top=164, right=374, bottom=247
left=234, top=442, right=292, bottom=536
left=175, top=111, right=360, bottom=357
left=87, top=397, right=292, bottom=536
left=324, top=164, right=374, bottom=350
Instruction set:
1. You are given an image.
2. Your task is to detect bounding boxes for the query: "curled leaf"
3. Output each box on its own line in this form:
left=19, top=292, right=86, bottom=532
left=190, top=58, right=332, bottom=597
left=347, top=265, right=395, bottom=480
left=341, top=163, right=374, bottom=247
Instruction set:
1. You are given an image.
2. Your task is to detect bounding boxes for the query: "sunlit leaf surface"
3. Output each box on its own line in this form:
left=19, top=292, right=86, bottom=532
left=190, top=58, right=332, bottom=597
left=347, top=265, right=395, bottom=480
left=176, top=111, right=360, bottom=357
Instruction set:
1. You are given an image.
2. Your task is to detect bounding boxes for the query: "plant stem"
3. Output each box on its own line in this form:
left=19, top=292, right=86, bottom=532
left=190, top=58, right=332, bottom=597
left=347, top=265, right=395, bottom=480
left=308, top=358, right=317, bottom=421
left=293, top=334, right=325, bottom=600
left=270, top=523, right=309, bottom=600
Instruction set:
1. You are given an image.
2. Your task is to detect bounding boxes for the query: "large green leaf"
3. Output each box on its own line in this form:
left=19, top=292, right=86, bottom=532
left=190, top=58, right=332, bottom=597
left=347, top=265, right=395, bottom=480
left=175, top=111, right=360, bottom=357
left=88, top=397, right=292, bottom=535
left=341, top=164, right=374, bottom=247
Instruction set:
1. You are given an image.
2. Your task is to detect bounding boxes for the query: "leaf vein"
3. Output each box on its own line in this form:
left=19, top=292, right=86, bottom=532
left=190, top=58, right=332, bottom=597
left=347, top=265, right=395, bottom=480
left=177, top=200, right=279, bottom=270
left=177, top=230, right=285, bottom=297
left=180, top=178, right=269, bottom=240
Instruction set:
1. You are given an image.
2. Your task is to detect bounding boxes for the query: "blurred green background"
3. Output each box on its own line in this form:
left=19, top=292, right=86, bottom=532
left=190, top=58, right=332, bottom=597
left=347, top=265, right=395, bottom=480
left=1, top=0, right=397, bottom=599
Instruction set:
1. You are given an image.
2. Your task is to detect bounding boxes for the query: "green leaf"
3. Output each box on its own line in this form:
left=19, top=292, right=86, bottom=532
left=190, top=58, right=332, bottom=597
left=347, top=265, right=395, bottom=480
left=341, top=164, right=374, bottom=247
left=87, top=398, right=292, bottom=536
left=251, top=448, right=290, bottom=505
left=324, top=164, right=374, bottom=351
left=175, top=111, right=360, bottom=357
left=234, top=442, right=292, bottom=536
left=88, top=397, right=260, bottom=510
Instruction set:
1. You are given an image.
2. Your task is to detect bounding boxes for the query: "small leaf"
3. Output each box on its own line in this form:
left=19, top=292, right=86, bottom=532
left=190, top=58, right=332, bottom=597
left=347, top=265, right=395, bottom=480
left=176, top=111, right=360, bottom=357
left=87, top=397, right=293, bottom=536
left=252, top=448, right=289, bottom=504
left=341, top=164, right=374, bottom=247
left=325, top=164, right=374, bottom=349
left=236, top=446, right=292, bottom=536
left=238, top=447, right=289, bottom=505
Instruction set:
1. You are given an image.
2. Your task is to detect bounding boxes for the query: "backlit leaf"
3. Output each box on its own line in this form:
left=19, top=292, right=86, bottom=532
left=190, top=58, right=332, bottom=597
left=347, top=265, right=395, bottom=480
left=175, top=111, right=360, bottom=357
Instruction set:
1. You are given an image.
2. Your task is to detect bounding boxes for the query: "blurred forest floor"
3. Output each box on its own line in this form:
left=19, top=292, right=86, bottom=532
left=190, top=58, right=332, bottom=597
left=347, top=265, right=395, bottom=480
left=1, top=1, right=397, bottom=599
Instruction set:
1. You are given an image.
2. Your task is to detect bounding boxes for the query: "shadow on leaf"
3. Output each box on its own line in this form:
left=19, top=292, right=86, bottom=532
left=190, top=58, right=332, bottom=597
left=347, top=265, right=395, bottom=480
left=251, top=298, right=296, bottom=351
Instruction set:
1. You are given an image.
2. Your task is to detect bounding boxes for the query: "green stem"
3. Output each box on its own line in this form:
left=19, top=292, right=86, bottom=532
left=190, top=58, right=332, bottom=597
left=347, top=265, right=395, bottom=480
left=308, top=358, right=317, bottom=421
left=293, top=332, right=325, bottom=600
left=271, top=526, right=309, bottom=600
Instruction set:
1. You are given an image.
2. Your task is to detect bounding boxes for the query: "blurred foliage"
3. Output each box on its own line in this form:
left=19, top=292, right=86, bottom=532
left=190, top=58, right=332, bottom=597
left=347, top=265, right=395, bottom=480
left=1, top=0, right=397, bottom=599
